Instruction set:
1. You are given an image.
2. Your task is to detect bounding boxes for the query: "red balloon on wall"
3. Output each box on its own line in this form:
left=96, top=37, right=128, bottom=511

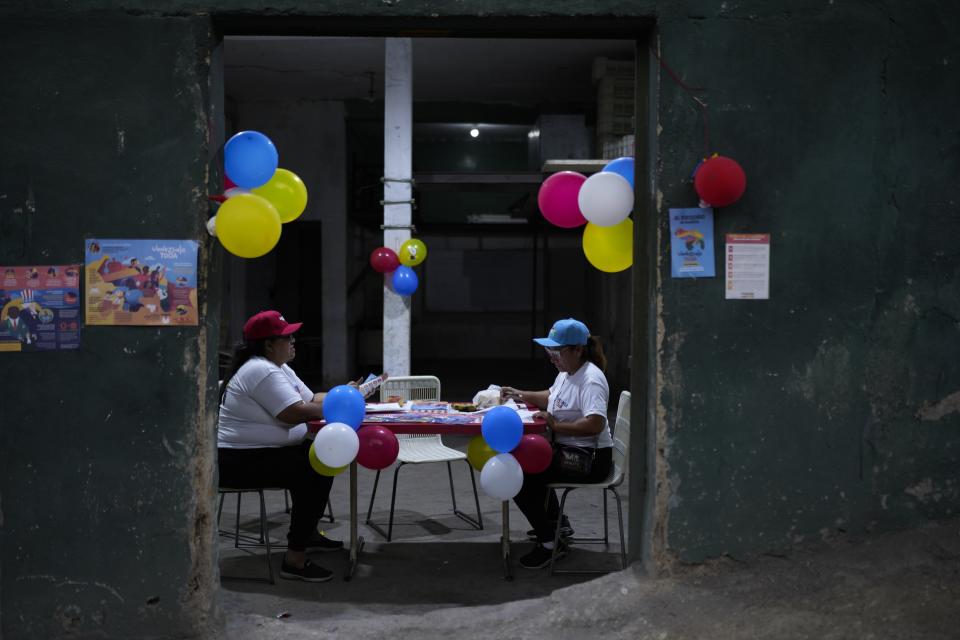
left=370, top=247, right=400, bottom=273
left=694, top=155, right=746, bottom=207
left=512, top=434, right=553, bottom=474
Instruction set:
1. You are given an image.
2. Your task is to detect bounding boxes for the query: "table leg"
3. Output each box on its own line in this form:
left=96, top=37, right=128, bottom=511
left=345, top=461, right=364, bottom=581
left=501, top=500, right=513, bottom=581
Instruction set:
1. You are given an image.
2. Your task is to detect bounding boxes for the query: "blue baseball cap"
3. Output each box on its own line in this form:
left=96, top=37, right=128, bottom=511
left=533, top=318, right=590, bottom=347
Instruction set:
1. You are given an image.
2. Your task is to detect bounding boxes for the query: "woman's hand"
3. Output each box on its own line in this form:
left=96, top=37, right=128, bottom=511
left=500, top=386, right=523, bottom=402
left=534, top=410, right=556, bottom=432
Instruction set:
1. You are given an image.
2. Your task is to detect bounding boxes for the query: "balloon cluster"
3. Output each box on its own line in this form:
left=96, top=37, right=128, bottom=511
left=209, top=131, right=309, bottom=259
left=369, top=238, right=428, bottom=297
left=537, top=156, right=635, bottom=273
left=466, top=406, right=553, bottom=500
left=308, top=384, right=400, bottom=475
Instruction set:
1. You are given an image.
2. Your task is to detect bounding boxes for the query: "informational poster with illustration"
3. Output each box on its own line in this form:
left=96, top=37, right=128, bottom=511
left=84, top=239, right=199, bottom=326
left=669, top=207, right=716, bottom=278
left=0, top=264, right=82, bottom=351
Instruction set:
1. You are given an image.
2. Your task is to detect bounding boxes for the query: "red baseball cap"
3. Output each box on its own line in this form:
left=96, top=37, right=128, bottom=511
left=242, top=310, right=302, bottom=340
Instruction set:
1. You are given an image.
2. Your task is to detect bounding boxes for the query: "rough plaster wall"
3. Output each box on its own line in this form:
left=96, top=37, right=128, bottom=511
left=655, top=2, right=960, bottom=563
left=0, top=12, right=221, bottom=640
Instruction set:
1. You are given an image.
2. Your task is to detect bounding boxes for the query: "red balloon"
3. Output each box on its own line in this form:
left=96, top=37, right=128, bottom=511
left=370, top=247, right=400, bottom=273
left=537, top=171, right=588, bottom=228
left=224, top=175, right=237, bottom=190
left=512, top=434, right=553, bottom=474
left=356, top=426, right=399, bottom=470
left=694, top=155, right=746, bottom=207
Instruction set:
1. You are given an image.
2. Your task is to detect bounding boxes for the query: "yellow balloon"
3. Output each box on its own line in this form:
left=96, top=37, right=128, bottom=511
left=582, top=218, right=633, bottom=273
left=309, top=442, right=348, bottom=477
left=215, top=193, right=282, bottom=258
left=252, top=168, right=308, bottom=223
left=398, top=238, right=427, bottom=266
left=466, top=435, right=496, bottom=472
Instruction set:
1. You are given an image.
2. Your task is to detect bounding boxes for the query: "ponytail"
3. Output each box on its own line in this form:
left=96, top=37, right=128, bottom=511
left=585, top=335, right=607, bottom=373
left=219, top=338, right=268, bottom=405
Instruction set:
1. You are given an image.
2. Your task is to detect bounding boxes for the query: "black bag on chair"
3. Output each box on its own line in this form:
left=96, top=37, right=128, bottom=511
left=553, top=444, right=596, bottom=480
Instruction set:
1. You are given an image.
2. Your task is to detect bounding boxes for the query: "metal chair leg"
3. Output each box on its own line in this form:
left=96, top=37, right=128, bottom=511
left=446, top=461, right=458, bottom=512
left=550, top=488, right=574, bottom=575
left=258, top=489, right=275, bottom=584
left=602, top=490, right=609, bottom=544
left=467, top=462, right=483, bottom=530
left=234, top=493, right=241, bottom=548
left=612, top=488, right=626, bottom=570
left=386, top=462, right=405, bottom=542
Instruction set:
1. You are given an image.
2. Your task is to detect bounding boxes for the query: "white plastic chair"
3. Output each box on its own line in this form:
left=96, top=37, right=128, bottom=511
left=546, top=390, right=630, bottom=574
left=365, top=375, right=483, bottom=540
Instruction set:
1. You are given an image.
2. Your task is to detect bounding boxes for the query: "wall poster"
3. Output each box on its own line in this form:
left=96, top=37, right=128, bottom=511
left=725, top=234, right=770, bottom=300
left=0, top=265, right=82, bottom=351
left=669, top=207, right=716, bottom=278
left=84, top=239, right=199, bottom=326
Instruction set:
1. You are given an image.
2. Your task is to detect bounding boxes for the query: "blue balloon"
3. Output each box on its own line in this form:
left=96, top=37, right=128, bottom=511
left=224, top=130, right=279, bottom=189
left=481, top=406, right=523, bottom=453
left=392, top=265, right=418, bottom=296
left=322, top=384, right=366, bottom=430
left=601, top=156, right=635, bottom=188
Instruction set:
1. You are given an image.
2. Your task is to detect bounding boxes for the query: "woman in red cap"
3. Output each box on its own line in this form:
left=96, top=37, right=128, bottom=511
left=499, top=317, right=613, bottom=570
left=218, top=310, right=350, bottom=582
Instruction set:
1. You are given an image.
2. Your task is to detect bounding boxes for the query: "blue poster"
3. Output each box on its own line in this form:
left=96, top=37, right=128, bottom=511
left=669, top=208, right=716, bottom=278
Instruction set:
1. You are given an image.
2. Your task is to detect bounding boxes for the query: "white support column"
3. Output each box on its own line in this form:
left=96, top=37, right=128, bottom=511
left=383, top=38, right=413, bottom=377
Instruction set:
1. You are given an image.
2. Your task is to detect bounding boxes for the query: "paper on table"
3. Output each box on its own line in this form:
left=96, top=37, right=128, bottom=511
left=365, top=402, right=404, bottom=413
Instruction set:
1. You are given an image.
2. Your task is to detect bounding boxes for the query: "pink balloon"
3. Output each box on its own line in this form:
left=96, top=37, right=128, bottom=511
left=512, top=434, right=553, bottom=474
left=537, top=171, right=587, bottom=228
left=356, top=426, right=399, bottom=470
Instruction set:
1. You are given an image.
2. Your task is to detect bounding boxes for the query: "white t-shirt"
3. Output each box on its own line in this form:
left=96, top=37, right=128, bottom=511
left=218, top=357, right=314, bottom=448
left=547, top=361, right=613, bottom=448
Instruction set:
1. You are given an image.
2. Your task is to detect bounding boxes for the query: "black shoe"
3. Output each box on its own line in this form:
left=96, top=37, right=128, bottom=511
left=526, top=516, right=574, bottom=540
left=307, top=531, right=344, bottom=552
left=519, top=543, right=568, bottom=570
left=280, top=558, right=333, bottom=583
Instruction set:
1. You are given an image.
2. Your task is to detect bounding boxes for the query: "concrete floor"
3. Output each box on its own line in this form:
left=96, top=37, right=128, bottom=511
left=216, top=436, right=960, bottom=639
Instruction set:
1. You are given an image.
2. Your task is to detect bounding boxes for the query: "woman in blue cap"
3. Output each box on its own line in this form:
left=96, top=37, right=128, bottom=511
left=500, top=317, right=613, bottom=569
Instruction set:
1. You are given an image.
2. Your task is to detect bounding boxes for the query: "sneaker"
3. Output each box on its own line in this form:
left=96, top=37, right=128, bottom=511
left=519, top=543, right=568, bottom=570
left=307, top=531, right=344, bottom=552
left=280, top=558, right=333, bottom=583
left=526, top=516, right=574, bottom=540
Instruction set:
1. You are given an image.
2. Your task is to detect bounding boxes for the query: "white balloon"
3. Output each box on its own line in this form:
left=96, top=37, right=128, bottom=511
left=480, top=453, right=524, bottom=500
left=577, top=172, right=634, bottom=227
left=224, top=187, right=251, bottom=198
left=205, top=216, right=217, bottom=237
left=313, top=422, right=360, bottom=468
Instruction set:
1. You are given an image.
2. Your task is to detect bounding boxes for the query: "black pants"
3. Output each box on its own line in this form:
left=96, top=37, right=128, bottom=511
left=513, top=446, right=613, bottom=543
left=218, top=440, right=333, bottom=552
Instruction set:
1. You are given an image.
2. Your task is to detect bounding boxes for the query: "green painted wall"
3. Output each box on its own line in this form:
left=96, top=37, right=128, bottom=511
left=0, top=1, right=958, bottom=638
left=0, top=11, right=222, bottom=640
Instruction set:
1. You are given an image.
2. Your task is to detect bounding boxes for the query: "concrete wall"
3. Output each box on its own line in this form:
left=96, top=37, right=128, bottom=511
left=0, top=11, right=222, bottom=640
left=654, top=1, right=960, bottom=562
left=1, top=1, right=958, bottom=638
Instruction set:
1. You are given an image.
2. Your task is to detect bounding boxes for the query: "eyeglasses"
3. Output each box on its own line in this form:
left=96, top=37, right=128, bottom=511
left=272, top=335, right=295, bottom=343
left=544, top=346, right=570, bottom=356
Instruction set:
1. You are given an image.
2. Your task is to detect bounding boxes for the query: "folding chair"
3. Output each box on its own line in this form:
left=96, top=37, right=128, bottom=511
left=547, top=390, right=630, bottom=574
left=365, top=375, right=483, bottom=540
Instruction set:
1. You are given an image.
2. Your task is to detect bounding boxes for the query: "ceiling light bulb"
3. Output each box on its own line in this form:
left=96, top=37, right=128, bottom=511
left=469, top=128, right=480, bottom=138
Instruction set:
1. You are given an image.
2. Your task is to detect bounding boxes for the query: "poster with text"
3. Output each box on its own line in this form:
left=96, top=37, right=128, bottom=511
left=0, top=264, right=82, bottom=351
left=669, top=207, right=716, bottom=278
left=725, top=234, right=770, bottom=300
left=85, top=239, right=199, bottom=326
